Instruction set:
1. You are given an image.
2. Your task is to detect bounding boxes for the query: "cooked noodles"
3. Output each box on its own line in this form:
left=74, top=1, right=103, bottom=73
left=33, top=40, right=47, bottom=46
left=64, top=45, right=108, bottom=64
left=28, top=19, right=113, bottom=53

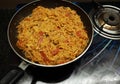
left=16, top=6, right=89, bottom=65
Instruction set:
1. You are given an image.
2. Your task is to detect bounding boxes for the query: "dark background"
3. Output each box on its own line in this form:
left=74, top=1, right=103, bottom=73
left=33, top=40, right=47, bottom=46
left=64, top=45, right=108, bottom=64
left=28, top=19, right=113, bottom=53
left=0, top=0, right=120, bottom=8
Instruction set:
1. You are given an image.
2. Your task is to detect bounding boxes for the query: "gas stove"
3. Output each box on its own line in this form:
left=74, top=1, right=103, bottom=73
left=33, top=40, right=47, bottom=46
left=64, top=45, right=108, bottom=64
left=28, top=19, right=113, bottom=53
left=0, top=1, right=120, bottom=84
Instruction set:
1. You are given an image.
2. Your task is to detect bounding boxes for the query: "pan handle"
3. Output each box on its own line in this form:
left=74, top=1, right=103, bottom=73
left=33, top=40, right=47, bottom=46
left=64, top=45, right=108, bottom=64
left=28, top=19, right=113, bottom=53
left=0, top=61, right=29, bottom=84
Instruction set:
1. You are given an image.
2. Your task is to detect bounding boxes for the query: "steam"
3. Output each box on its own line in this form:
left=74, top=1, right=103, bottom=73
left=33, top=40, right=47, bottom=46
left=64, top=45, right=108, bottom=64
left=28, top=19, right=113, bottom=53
left=58, top=63, right=120, bottom=84
left=17, top=62, right=120, bottom=84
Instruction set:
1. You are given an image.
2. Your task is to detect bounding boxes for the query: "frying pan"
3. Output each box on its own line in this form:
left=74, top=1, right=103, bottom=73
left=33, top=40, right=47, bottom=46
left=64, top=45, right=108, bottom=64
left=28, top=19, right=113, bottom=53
left=0, top=0, right=93, bottom=83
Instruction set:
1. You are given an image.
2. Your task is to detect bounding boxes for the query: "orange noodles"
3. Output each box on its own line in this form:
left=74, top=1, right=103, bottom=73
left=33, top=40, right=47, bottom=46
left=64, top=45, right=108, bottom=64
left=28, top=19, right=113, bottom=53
left=16, top=6, right=89, bottom=65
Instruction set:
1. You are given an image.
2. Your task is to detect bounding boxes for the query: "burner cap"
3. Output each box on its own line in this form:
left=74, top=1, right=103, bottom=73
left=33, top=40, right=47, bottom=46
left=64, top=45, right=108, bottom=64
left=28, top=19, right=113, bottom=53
left=89, top=5, right=120, bottom=40
left=103, top=12, right=120, bottom=26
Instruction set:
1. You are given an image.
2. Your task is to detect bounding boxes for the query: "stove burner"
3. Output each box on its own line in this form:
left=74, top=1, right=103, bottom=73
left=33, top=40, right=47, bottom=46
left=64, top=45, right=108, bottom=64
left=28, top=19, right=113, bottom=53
left=89, top=5, right=120, bottom=40
left=103, top=12, right=120, bottom=26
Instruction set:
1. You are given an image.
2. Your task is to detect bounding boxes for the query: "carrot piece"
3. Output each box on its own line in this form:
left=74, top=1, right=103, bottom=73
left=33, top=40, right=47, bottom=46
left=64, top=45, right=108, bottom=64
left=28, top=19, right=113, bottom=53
left=39, top=37, right=43, bottom=43
left=76, top=30, right=88, bottom=40
left=24, top=17, right=30, bottom=21
left=16, top=40, right=24, bottom=49
left=39, top=31, right=44, bottom=43
left=40, top=51, right=50, bottom=63
left=76, top=30, right=81, bottom=37
left=39, top=31, right=44, bottom=36
left=51, top=47, right=59, bottom=56
left=65, top=13, right=71, bottom=17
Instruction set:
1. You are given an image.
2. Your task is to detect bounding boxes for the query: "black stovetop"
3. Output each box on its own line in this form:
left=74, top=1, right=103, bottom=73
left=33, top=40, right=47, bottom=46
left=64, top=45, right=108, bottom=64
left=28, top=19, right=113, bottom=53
left=0, top=1, right=120, bottom=84
left=0, top=9, right=21, bottom=78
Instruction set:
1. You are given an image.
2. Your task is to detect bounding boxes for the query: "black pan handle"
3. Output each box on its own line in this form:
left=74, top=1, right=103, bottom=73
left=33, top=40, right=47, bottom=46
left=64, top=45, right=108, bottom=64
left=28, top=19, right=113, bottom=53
left=0, top=67, right=24, bottom=84
left=0, top=61, right=29, bottom=84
